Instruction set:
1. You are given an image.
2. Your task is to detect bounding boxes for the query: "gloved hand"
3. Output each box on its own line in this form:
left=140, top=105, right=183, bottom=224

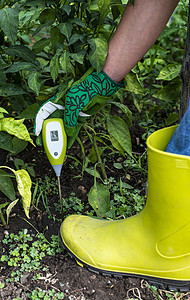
left=34, top=70, right=124, bottom=137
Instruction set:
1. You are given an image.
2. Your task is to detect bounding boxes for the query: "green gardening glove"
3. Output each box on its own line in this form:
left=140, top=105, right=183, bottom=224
left=65, top=70, right=124, bottom=127
left=34, top=71, right=124, bottom=136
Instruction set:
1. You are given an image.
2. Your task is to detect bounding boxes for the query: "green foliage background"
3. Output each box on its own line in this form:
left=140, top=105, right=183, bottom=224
left=0, top=0, right=189, bottom=218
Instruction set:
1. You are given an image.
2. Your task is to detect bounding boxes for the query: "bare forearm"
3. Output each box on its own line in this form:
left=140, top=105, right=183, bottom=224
left=103, top=0, right=180, bottom=82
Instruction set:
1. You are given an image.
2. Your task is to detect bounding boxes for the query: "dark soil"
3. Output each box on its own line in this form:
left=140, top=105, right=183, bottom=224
left=0, top=122, right=188, bottom=300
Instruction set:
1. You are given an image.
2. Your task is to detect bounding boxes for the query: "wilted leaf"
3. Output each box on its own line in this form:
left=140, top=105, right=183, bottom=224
left=6, top=199, right=19, bottom=224
left=13, top=169, right=32, bottom=218
left=0, top=117, right=34, bottom=145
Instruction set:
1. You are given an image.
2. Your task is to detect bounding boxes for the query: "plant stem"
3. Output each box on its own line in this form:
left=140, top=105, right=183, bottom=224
left=90, top=117, right=107, bottom=181
left=0, top=208, right=6, bottom=226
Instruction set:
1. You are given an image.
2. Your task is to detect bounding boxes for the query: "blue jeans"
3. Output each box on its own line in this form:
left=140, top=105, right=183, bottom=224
left=166, top=98, right=190, bottom=156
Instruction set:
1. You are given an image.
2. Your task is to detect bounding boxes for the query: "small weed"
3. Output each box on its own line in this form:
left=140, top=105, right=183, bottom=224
left=28, top=288, right=64, bottom=299
left=103, top=177, right=146, bottom=219
left=54, top=192, right=84, bottom=217
left=32, top=176, right=59, bottom=214
left=1, top=229, right=63, bottom=282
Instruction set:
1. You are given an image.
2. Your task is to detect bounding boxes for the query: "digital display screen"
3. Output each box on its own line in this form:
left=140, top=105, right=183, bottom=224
left=50, top=130, right=59, bottom=142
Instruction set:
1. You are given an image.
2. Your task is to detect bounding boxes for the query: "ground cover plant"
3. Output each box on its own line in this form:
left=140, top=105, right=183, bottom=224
left=0, top=0, right=190, bottom=299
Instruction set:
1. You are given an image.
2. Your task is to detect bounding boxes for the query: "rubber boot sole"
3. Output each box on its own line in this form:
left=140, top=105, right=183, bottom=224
left=59, top=230, right=190, bottom=293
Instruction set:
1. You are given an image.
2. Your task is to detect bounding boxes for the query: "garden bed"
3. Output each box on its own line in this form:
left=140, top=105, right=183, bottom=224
left=0, top=122, right=189, bottom=300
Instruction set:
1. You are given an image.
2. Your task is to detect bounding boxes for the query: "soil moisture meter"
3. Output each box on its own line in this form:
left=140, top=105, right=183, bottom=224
left=42, top=118, right=67, bottom=216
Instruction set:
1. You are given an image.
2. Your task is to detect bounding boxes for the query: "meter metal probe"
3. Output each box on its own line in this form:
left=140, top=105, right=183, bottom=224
left=42, top=118, right=67, bottom=216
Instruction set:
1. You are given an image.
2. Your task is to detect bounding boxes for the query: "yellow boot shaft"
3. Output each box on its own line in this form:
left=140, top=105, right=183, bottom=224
left=60, top=125, right=190, bottom=287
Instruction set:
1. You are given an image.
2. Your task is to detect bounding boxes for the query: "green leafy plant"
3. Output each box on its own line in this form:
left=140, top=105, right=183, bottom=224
left=28, top=288, right=65, bottom=300
left=1, top=229, right=63, bottom=282
left=0, top=166, right=32, bottom=225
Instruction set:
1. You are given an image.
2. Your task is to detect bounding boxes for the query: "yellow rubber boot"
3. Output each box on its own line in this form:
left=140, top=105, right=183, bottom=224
left=60, top=125, right=190, bottom=291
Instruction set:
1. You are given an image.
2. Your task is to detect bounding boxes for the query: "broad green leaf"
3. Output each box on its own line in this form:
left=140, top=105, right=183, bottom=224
left=109, top=134, right=125, bottom=156
left=82, top=95, right=109, bottom=115
left=0, top=58, right=9, bottom=69
left=153, top=82, right=181, bottom=101
left=59, top=52, right=74, bottom=75
left=85, top=168, right=101, bottom=179
left=50, top=26, right=65, bottom=49
left=88, top=37, right=108, bottom=73
left=6, top=199, right=19, bottom=224
left=98, top=0, right=111, bottom=20
left=0, top=169, right=15, bottom=201
left=0, top=7, right=19, bottom=43
left=39, top=8, right=56, bottom=24
left=50, top=54, right=59, bottom=82
left=70, top=49, right=86, bottom=64
left=13, top=169, right=32, bottom=219
left=28, top=72, right=42, bottom=95
left=125, top=72, right=145, bottom=95
left=106, top=115, right=132, bottom=156
left=12, top=137, right=28, bottom=155
left=0, top=118, right=34, bottom=145
left=88, top=182, right=110, bottom=217
left=59, top=22, right=73, bottom=40
left=88, top=146, right=103, bottom=164
left=71, top=17, right=85, bottom=27
left=0, top=107, right=8, bottom=114
left=66, top=122, right=85, bottom=149
left=0, top=72, right=6, bottom=86
left=0, top=107, right=8, bottom=119
left=0, top=203, right=9, bottom=209
left=18, top=103, right=40, bottom=119
left=165, top=113, right=179, bottom=126
left=68, top=33, right=84, bottom=45
left=5, top=45, right=37, bottom=63
left=0, top=132, right=13, bottom=152
left=111, top=102, right=132, bottom=126
left=62, top=4, right=71, bottom=15
left=0, top=84, right=26, bottom=96
left=5, top=62, right=37, bottom=73
left=32, top=38, right=50, bottom=54
left=156, top=64, right=181, bottom=81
